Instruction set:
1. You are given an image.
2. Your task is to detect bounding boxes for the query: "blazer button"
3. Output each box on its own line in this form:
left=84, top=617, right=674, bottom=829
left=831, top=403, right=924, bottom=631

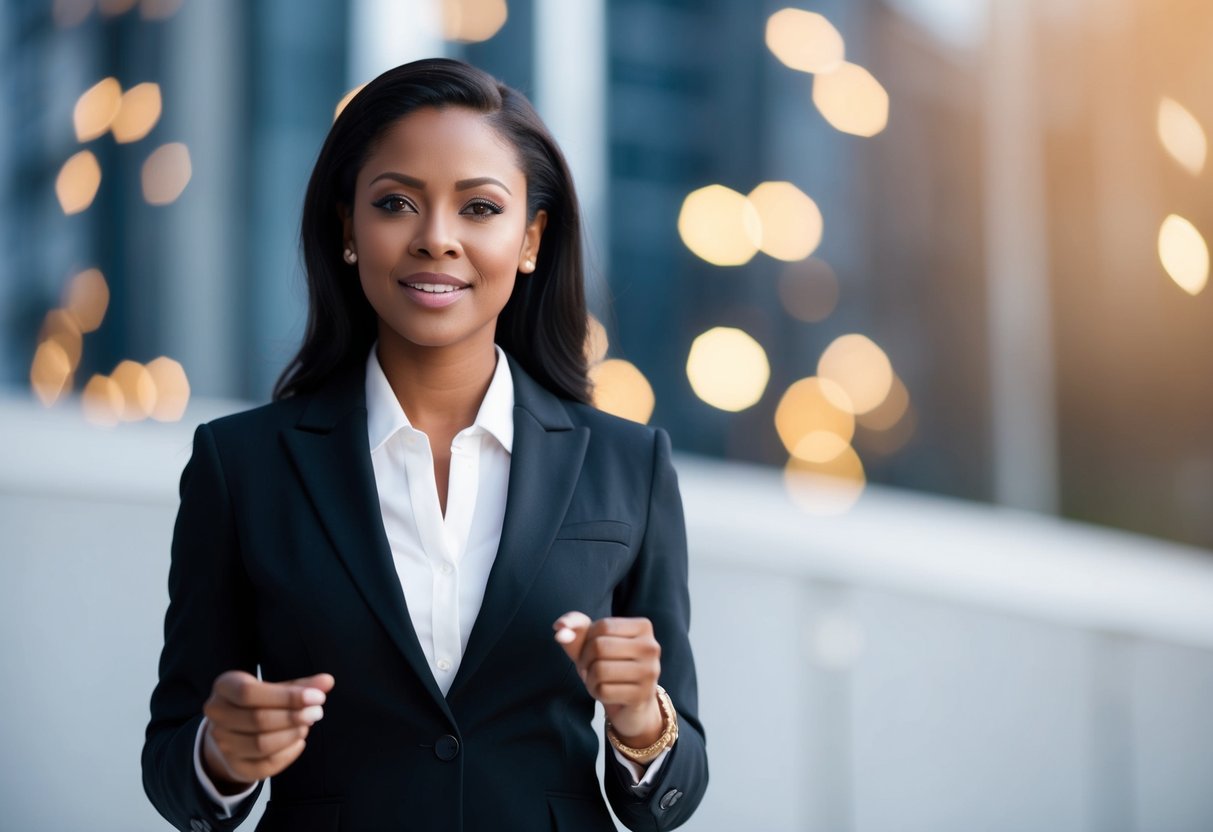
left=434, top=734, right=460, bottom=761
left=658, top=789, right=683, bottom=811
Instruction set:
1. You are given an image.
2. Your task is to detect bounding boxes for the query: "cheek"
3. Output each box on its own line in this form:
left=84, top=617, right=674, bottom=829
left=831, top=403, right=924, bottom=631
left=354, top=217, right=407, bottom=265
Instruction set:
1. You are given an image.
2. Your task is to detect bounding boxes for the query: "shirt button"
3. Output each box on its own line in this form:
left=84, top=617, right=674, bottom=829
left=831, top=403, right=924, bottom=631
left=436, top=658, right=452, bottom=671
left=440, top=563, right=453, bottom=574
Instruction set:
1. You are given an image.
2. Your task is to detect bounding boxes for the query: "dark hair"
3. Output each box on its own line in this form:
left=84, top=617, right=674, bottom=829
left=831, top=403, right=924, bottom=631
left=272, top=58, right=590, bottom=404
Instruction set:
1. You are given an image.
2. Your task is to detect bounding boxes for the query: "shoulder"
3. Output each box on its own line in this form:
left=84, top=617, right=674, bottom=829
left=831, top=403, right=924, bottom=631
left=200, top=360, right=365, bottom=451
left=564, top=399, right=665, bottom=447
left=202, top=397, right=303, bottom=443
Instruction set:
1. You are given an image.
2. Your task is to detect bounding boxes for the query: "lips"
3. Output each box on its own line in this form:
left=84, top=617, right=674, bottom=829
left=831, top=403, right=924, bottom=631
left=397, top=273, right=470, bottom=309
left=399, top=272, right=469, bottom=290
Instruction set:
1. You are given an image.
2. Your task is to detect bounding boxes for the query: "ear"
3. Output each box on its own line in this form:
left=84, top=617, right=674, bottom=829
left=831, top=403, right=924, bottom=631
left=519, top=209, right=548, bottom=273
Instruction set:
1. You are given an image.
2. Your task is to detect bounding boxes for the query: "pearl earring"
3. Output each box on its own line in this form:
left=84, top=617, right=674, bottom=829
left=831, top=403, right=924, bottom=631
left=343, top=248, right=358, bottom=264
left=523, top=259, right=535, bottom=272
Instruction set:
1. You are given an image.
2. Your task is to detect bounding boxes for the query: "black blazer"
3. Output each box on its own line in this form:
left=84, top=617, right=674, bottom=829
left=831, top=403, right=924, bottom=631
left=142, top=352, right=708, bottom=832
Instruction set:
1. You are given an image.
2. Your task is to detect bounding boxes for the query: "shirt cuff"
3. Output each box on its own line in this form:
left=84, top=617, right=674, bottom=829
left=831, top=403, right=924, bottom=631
left=611, top=744, right=673, bottom=795
left=194, top=717, right=260, bottom=819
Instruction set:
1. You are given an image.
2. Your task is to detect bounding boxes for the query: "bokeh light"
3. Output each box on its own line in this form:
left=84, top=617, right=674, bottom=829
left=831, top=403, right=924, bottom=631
left=686, top=327, right=770, bottom=412
left=817, top=333, right=894, bottom=415
left=858, top=403, right=917, bottom=457
left=1158, top=213, right=1209, bottom=296
left=82, top=374, right=123, bottom=427
left=111, top=82, right=162, bottom=143
left=56, top=150, right=102, bottom=215
left=30, top=340, right=74, bottom=407
left=98, top=0, right=138, bottom=15
left=62, top=268, right=110, bottom=333
left=590, top=359, right=655, bottom=424
left=747, top=181, right=823, bottom=261
left=784, top=444, right=866, bottom=515
left=142, top=142, right=192, bottom=205
left=765, top=8, right=845, bottom=74
left=774, top=376, right=855, bottom=461
left=442, top=0, right=508, bottom=43
left=39, top=309, right=83, bottom=370
left=110, top=360, right=157, bottom=421
left=140, top=0, right=184, bottom=20
left=53, top=0, right=94, bottom=27
left=777, top=258, right=839, bottom=322
left=678, top=185, right=762, bottom=267
left=1157, top=97, right=1207, bottom=176
left=335, top=83, right=367, bottom=121
left=856, top=373, right=910, bottom=431
left=812, top=61, right=889, bottom=137
left=73, top=77, right=122, bottom=142
left=585, top=314, right=609, bottom=365
left=146, top=356, right=191, bottom=421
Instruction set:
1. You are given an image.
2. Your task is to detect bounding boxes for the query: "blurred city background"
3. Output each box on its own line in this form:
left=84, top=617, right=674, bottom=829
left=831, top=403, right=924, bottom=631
left=2, top=0, right=1213, bottom=830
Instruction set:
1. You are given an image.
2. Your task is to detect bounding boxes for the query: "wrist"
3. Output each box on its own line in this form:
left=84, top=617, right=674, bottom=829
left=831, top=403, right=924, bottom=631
left=610, top=698, right=664, bottom=747
left=201, top=724, right=256, bottom=795
left=607, top=685, right=679, bottom=765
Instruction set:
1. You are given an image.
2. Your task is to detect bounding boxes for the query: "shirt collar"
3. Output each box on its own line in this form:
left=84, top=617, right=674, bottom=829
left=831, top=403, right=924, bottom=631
left=365, top=341, right=515, bottom=455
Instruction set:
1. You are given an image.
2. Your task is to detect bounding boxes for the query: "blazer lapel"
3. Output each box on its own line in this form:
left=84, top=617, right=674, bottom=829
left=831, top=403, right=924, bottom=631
left=448, top=354, right=588, bottom=699
left=280, top=361, right=454, bottom=719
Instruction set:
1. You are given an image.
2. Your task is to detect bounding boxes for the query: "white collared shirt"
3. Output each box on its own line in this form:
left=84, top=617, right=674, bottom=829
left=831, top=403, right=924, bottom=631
left=364, top=342, right=514, bottom=694
left=195, top=342, right=667, bottom=815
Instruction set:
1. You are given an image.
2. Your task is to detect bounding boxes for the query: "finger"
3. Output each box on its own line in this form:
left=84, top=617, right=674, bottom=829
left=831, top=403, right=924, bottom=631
left=204, top=699, right=324, bottom=734
left=215, top=673, right=329, bottom=710
left=586, top=617, right=653, bottom=640
left=552, top=611, right=593, bottom=664
left=579, top=635, right=660, bottom=667
left=584, top=659, right=651, bottom=689
left=215, top=724, right=311, bottom=762
left=282, top=672, right=336, bottom=694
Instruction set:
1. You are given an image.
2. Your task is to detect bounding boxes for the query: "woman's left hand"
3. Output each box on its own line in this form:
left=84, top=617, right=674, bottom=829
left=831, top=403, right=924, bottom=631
left=553, top=611, right=665, bottom=747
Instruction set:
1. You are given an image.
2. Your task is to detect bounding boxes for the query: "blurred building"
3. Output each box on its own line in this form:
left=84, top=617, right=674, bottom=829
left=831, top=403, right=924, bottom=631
left=3, top=0, right=1213, bottom=548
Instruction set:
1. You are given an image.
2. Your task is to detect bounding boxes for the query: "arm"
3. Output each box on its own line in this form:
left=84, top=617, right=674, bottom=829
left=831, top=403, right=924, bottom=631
left=142, top=423, right=265, bottom=831
left=603, top=427, right=708, bottom=830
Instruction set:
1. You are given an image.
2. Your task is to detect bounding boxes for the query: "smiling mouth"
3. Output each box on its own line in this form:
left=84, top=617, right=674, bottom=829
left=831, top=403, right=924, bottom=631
left=403, top=282, right=465, bottom=294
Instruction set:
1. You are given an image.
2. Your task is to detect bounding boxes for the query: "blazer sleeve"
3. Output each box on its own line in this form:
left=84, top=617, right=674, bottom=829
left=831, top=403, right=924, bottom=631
left=142, top=422, right=264, bottom=831
left=604, top=426, right=709, bottom=831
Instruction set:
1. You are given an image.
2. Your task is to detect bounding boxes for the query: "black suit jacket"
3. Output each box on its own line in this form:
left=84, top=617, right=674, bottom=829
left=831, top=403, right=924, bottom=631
left=142, top=352, right=708, bottom=832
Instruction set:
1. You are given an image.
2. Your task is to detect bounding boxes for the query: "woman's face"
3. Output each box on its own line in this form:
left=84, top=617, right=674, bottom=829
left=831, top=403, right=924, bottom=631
left=343, top=106, right=546, bottom=354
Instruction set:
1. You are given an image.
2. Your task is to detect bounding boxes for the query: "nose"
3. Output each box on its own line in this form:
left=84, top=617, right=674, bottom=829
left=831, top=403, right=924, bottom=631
left=408, top=212, right=460, bottom=260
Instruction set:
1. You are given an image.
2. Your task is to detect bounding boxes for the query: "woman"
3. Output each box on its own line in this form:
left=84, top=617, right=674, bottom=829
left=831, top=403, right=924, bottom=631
left=142, top=58, right=707, bottom=832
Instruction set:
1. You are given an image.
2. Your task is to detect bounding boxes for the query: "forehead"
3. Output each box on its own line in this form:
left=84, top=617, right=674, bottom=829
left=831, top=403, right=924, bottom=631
left=358, top=106, right=523, bottom=187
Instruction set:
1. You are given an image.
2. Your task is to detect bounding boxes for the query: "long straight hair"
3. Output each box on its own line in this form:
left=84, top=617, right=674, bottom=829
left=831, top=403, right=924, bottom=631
left=273, top=58, right=590, bottom=404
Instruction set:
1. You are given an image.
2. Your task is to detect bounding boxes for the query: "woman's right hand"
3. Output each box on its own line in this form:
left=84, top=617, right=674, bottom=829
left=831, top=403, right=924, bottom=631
left=201, top=670, right=335, bottom=793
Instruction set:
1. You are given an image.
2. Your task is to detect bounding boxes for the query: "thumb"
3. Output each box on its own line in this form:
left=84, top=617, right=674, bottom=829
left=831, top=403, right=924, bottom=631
left=283, top=672, right=336, bottom=694
left=552, top=611, right=592, bottom=665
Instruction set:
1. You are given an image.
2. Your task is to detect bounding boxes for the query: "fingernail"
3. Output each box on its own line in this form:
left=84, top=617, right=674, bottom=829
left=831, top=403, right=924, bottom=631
left=302, top=706, right=324, bottom=723
left=555, top=628, right=575, bottom=644
left=302, top=688, right=326, bottom=706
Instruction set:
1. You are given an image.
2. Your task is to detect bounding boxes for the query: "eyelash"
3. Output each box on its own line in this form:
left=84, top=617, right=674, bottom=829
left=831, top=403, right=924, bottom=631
left=371, top=195, right=504, bottom=219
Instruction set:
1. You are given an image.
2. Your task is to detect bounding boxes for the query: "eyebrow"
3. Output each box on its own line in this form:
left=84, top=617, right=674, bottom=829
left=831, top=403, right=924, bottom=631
left=368, top=172, right=511, bottom=194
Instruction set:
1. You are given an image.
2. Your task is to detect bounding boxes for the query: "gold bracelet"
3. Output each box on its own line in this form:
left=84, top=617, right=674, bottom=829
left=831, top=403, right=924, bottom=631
left=606, top=685, right=679, bottom=764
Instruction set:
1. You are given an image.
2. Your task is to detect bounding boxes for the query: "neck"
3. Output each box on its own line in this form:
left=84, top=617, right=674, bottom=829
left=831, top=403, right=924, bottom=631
left=374, top=326, right=499, bottom=432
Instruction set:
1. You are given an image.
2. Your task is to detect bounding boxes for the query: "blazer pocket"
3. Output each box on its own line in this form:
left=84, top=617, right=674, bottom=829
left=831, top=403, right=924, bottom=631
left=258, top=798, right=341, bottom=832
left=545, top=791, right=617, bottom=832
left=553, top=520, right=632, bottom=547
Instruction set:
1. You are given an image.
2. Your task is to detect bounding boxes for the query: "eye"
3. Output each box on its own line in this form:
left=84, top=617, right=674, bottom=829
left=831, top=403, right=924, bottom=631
left=372, top=194, right=414, bottom=214
left=462, top=198, right=504, bottom=219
